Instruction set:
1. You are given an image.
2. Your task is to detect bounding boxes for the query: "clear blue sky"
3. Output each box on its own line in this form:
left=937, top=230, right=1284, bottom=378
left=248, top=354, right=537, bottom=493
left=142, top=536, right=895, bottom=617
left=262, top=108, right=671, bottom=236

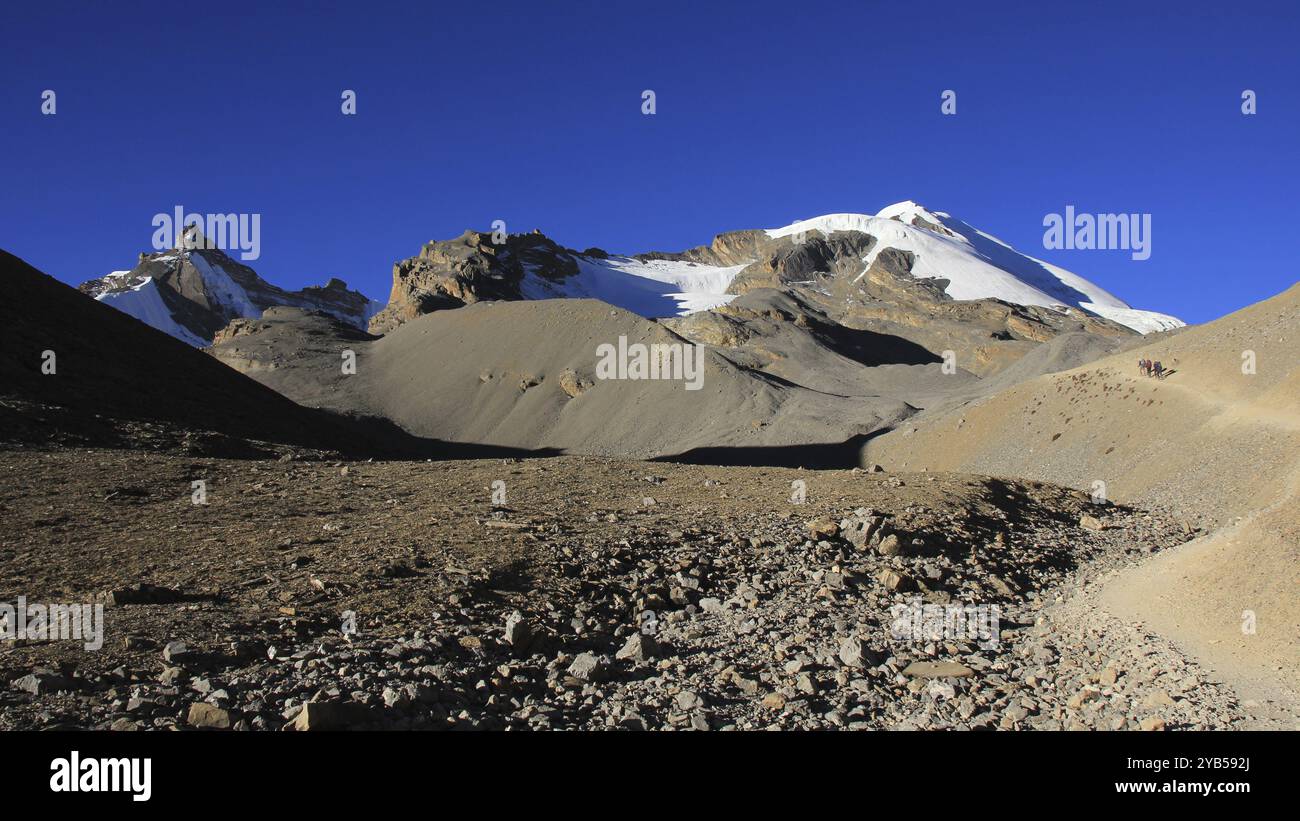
left=2, top=0, right=1296, bottom=324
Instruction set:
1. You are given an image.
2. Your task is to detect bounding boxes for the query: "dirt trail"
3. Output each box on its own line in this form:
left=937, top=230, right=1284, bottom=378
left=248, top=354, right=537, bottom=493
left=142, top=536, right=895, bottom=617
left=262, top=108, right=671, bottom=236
left=1099, top=460, right=1300, bottom=729
left=1086, top=364, right=1299, bottom=727
left=864, top=284, right=1300, bottom=727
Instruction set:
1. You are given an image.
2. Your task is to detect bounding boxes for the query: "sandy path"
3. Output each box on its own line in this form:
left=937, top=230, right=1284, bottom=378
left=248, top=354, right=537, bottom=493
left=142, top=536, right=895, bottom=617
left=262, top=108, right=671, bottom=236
left=1100, top=524, right=1299, bottom=730
left=1099, top=371, right=1299, bottom=729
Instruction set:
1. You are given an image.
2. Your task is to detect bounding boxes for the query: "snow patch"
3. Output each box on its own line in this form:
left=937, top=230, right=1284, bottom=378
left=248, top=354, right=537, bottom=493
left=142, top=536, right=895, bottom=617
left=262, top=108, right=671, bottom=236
left=95, top=277, right=208, bottom=347
left=1079, top=303, right=1186, bottom=334
left=522, top=256, right=746, bottom=317
left=767, top=201, right=1182, bottom=334
left=187, top=252, right=262, bottom=320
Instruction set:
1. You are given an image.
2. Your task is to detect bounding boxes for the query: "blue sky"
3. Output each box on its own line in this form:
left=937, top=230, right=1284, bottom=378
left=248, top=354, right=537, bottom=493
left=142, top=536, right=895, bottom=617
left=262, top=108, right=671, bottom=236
left=2, top=0, right=1296, bottom=324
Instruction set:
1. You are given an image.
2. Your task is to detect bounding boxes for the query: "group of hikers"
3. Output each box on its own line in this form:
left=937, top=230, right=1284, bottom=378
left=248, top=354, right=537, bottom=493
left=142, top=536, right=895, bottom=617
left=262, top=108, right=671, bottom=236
left=1138, top=357, right=1167, bottom=379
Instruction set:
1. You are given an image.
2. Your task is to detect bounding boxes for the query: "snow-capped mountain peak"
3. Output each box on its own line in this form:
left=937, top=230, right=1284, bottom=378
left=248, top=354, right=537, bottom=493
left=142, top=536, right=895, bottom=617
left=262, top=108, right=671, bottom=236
left=763, top=203, right=1183, bottom=334
left=80, top=247, right=384, bottom=346
left=85, top=201, right=1183, bottom=344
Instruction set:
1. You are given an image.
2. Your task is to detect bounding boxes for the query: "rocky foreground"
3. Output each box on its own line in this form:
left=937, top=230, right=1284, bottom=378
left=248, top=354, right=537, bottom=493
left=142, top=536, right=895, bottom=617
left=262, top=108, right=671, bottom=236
left=0, top=448, right=1249, bottom=731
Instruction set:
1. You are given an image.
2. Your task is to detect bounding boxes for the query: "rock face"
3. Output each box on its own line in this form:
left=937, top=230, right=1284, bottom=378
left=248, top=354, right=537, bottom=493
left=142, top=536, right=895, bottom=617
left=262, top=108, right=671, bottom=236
left=633, top=228, right=771, bottom=268
left=363, top=201, right=1165, bottom=354
left=723, top=231, right=876, bottom=295
left=367, top=230, right=581, bottom=334
left=79, top=230, right=382, bottom=346
left=666, top=231, right=1136, bottom=381
left=83, top=201, right=1181, bottom=352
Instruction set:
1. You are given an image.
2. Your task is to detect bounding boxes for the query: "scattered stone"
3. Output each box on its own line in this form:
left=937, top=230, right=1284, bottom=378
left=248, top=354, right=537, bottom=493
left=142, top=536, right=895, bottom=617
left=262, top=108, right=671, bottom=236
left=567, top=652, right=609, bottom=682
left=615, top=632, right=657, bottom=662
left=901, top=661, right=974, bottom=679
left=100, top=583, right=184, bottom=606
left=1003, top=704, right=1030, bottom=724
left=876, top=533, right=902, bottom=556
left=160, top=666, right=187, bottom=686
left=1079, top=514, right=1105, bottom=532
left=838, top=638, right=874, bottom=668
left=504, top=611, right=535, bottom=653
left=760, top=692, right=787, bottom=711
left=927, top=680, right=957, bottom=700
left=382, top=686, right=410, bottom=709
left=0, top=454, right=1243, bottom=733
left=288, top=701, right=373, bottom=731
left=806, top=518, right=839, bottom=539
left=11, top=672, right=74, bottom=695
left=876, top=568, right=913, bottom=592
left=162, top=641, right=190, bottom=663
left=839, top=511, right=881, bottom=549
left=1139, top=716, right=1167, bottom=731
left=187, top=702, right=234, bottom=729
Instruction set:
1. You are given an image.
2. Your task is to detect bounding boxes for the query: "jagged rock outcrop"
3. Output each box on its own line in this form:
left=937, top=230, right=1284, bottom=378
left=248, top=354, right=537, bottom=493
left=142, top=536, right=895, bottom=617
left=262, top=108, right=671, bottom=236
left=80, top=233, right=382, bottom=346
left=725, top=232, right=877, bottom=294
left=367, top=229, right=581, bottom=334
left=634, top=228, right=773, bottom=268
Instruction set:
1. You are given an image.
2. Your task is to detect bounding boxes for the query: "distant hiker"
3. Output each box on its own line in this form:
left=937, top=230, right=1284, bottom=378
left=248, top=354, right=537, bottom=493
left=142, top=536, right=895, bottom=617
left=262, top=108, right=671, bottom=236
left=1153, top=361, right=1164, bottom=379
left=1138, top=357, right=1146, bottom=376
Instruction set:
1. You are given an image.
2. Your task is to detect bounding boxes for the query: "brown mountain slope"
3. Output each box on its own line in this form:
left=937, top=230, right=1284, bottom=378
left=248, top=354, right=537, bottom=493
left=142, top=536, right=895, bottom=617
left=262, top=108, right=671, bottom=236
left=0, top=250, right=515, bottom=459
left=863, top=283, right=1299, bottom=521
left=209, top=299, right=918, bottom=463
left=0, top=251, right=343, bottom=450
left=864, top=282, right=1300, bottom=712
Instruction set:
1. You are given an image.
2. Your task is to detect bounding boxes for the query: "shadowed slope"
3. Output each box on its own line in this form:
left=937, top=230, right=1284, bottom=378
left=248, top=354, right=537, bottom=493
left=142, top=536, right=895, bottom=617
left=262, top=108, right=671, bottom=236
left=0, top=250, right=550, bottom=460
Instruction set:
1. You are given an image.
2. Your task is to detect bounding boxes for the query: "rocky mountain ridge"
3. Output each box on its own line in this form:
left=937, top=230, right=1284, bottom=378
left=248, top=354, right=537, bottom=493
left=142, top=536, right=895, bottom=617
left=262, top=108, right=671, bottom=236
left=368, top=201, right=1183, bottom=338
left=79, top=231, right=383, bottom=346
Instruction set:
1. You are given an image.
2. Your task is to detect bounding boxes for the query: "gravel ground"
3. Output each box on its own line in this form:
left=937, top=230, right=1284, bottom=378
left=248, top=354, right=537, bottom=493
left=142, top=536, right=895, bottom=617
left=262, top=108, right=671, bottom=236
left=0, top=447, right=1249, bottom=731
